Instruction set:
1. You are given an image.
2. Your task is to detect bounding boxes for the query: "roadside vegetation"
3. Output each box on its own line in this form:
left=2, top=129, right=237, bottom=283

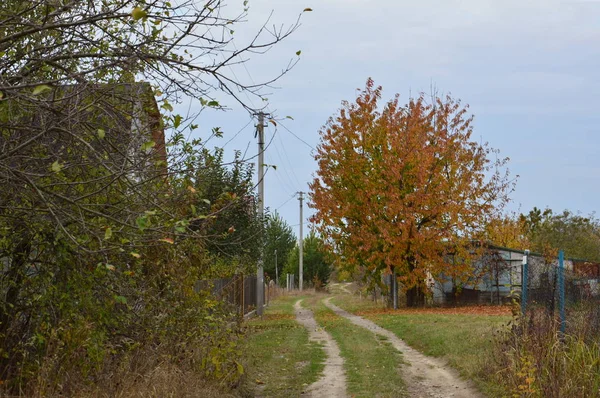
left=0, top=1, right=305, bottom=396
left=242, top=295, right=326, bottom=397
left=492, top=309, right=600, bottom=397
left=284, top=232, right=334, bottom=290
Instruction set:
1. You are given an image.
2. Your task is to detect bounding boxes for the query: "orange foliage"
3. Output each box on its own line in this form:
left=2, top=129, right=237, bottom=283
left=484, top=213, right=529, bottom=249
left=309, top=79, right=514, bottom=297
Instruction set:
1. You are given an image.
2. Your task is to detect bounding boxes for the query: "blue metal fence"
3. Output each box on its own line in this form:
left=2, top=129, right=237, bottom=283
left=522, top=249, right=600, bottom=338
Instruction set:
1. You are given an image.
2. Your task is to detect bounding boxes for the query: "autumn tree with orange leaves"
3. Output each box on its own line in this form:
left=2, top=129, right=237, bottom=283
left=309, top=79, right=515, bottom=307
left=484, top=213, right=530, bottom=249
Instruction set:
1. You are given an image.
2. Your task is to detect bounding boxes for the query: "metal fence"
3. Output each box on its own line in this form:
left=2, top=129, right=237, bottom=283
left=197, top=274, right=282, bottom=317
left=523, top=250, right=600, bottom=338
left=196, top=275, right=258, bottom=317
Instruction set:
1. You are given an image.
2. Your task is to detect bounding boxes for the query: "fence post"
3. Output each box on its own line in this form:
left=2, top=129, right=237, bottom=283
left=558, top=250, right=566, bottom=335
left=241, top=275, right=245, bottom=317
left=521, top=249, right=529, bottom=315
left=393, top=268, right=398, bottom=310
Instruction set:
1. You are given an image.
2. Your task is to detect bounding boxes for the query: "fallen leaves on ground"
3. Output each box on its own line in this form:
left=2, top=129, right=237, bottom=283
left=356, top=305, right=511, bottom=317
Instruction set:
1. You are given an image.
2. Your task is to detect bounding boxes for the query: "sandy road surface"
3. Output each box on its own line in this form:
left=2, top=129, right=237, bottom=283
left=324, top=297, right=482, bottom=398
left=294, top=299, right=348, bottom=398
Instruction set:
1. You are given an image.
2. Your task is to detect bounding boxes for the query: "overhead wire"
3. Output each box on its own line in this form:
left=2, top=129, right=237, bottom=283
left=290, top=221, right=311, bottom=228
left=274, top=129, right=303, bottom=188
left=272, top=193, right=297, bottom=212
left=221, top=116, right=254, bottom=148
left=278, top=120, right=316, bottom=152
left=269, top=133, right=301, bottom=189
left=230, top=36, right=306, bottom=191
left=265, top=150, right=296, bottom=193
left=228, top=34, right=310, bottom=210
left=207, top=29, right=258, bottom=111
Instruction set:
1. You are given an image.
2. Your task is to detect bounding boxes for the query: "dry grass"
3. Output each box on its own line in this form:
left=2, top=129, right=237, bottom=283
left=493, top=309, right=600, bottom=397
left=11, top=348, right=246, bottom=398
left=1, top=362, right=242, bottom=398
left=84, top=363, right=240, bottom=398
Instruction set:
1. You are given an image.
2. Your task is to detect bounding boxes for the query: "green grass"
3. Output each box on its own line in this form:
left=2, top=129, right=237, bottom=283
left=330, top=292, right=387, bottom=313
left=303, top=295, right=406, bottom=398
left=331, top=294, right=510, bottom=397
left=242, top=295, right=326, bottom=397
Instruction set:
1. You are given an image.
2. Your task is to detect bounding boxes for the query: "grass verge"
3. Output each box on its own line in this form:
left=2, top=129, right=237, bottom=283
left=330, top=293, right=510, bottom=397
left=242, top=294, right=326, bottom=397
left=303, top=295, right=406, bottom=398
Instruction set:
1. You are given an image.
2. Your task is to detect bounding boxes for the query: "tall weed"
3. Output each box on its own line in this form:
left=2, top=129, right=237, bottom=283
left=492, top=308, right=600, bottom=397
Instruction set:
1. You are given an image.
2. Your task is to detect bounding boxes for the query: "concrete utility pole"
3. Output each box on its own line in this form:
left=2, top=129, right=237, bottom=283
left=298, top=191, right=304, bottom=291
left=275, top=249, right=278, bottom=286
left=256, top=112, right=267, bottom=315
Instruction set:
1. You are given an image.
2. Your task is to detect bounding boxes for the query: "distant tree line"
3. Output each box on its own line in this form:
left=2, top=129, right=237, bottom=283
left=487, top=207, right=600, bottom=262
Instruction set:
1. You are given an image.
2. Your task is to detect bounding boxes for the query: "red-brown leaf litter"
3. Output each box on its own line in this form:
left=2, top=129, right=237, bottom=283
left=357, top=305, right=512, bottom=317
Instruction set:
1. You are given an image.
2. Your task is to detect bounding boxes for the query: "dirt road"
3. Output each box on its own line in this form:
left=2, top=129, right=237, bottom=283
left=324, top=297, right=482, bottom=398
left=294, top=299, right=348, bottom=398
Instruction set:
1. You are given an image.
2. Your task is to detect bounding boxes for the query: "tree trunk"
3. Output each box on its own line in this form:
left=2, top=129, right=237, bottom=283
left=406, top=285, right=425, bottom=307
left=405, top=255, right=425, bottom=307
left=0, top=224, right=31, bottom=381
left=387, top=273, right=392, bottom=308
left=393, top=271, right=398, bottom=310
left=387, top=271, right=399, bottom=309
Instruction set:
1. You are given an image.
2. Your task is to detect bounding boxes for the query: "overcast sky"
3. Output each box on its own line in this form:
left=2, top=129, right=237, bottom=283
left=190, top=0, right=600, bottom=234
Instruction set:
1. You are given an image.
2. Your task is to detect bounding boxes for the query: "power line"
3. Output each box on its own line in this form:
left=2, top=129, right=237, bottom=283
left=270, top=135, right=301, bottom=189
left=274, top=131, right=303, bottom=187
left=273, top=193, right=297, bottom=211
left=278, top=121, right=316, bottom=151
left=222, top=117, right=254, bottom=148
left=208, top=30, right=258, bottom=111
left=263, top=123, right=297, bottom=191
left=229, top=40, right=306, bottom=189
left=290, top=221, right=310, bottom=227
left=228, top=38, right=309, bottom=194
left=228, top=39, right=310, bottom=198
left=266, top=150, right=297, bottom=193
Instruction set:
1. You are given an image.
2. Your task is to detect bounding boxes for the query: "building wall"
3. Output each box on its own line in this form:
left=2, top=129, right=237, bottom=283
left=430, top=247, right=574, bottom=305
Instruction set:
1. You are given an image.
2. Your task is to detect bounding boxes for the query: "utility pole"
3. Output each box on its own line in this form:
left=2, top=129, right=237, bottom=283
left=275, top=249, right=278, bottom=286
left=256, top=112, right=267, bottom=315
left=298, top=191, right=304, bottom=291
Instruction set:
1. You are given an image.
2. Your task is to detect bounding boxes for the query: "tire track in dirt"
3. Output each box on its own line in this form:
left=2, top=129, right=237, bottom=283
left=294, top=299, right=347, bottom=398
left=324, top=297, right=483, bottom=398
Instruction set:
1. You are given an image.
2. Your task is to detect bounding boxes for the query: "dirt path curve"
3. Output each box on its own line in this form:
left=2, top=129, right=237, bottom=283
left=324, top=298, right=483, bottom=398
left=294, top=299, right=347, bottom=398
